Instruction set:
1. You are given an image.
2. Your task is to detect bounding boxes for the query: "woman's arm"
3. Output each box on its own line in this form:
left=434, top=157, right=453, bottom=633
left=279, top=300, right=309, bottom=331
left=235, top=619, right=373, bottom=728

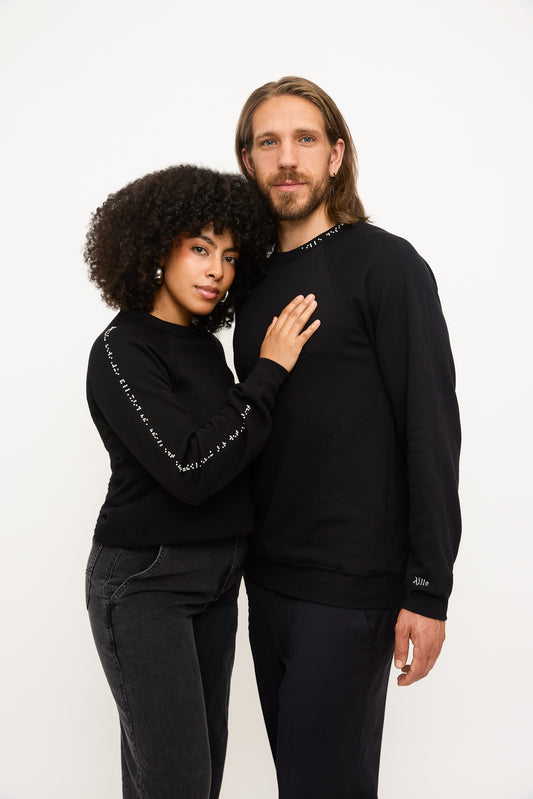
left=88, top=296, right=319, bottom=506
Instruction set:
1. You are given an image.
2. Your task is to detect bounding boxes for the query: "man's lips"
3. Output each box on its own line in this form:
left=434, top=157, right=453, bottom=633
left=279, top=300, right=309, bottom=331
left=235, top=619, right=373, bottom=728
left=195, top=285, right=220, bottom=300
left=274, top=182, right=306, bottom=192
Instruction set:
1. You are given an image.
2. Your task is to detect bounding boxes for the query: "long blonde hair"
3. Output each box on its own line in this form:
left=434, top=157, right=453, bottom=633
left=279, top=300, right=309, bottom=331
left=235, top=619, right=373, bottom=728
left=235, top=76, right=367, bottom=225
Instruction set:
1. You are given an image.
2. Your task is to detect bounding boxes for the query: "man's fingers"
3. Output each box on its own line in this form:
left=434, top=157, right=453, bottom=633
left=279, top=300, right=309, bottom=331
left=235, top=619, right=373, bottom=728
left=398, top=654, right=422, bottom=686
left=394, top=610, right=445, bottom=687
left=394, top=621, right=410, bottom=669
left=397, top=649, right=431, bottom=686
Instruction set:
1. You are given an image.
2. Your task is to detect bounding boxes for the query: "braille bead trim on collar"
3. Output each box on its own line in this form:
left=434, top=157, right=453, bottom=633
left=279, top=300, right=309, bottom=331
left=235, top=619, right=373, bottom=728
left=298, top=223, right=344, bottom=251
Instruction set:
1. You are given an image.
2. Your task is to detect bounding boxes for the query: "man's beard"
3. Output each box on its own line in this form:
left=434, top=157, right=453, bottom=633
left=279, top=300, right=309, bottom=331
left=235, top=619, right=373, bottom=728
left=258, top=169, right=331, bottom=222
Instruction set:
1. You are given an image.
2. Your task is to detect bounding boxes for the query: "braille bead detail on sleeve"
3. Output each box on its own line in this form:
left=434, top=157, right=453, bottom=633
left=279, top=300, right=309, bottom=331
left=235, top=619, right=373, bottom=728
left=103, top=326, right=252, bottom=473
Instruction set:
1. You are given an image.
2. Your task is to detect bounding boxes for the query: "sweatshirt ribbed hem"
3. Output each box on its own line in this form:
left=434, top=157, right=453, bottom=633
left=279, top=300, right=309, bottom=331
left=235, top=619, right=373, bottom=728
left=245, top=556, right=402, bottom=609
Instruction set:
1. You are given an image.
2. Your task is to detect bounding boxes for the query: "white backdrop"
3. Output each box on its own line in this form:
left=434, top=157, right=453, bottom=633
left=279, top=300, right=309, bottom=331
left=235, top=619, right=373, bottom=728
left=1, top=0, right=532, bottom=797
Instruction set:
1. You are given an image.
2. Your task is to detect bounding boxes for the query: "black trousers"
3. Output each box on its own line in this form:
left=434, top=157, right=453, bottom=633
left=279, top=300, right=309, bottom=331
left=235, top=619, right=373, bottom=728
left=86, top=537, right=246, bottom=799
left=247, top=581, right=396, bottom=799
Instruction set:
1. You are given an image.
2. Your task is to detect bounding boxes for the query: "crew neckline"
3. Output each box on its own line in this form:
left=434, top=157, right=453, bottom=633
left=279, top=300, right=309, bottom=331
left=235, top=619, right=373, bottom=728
left=297, top=223, right=345, bottom=252
left=270, top=222, right=352, bottom=264
left=121, top=310, right=202, bottom=338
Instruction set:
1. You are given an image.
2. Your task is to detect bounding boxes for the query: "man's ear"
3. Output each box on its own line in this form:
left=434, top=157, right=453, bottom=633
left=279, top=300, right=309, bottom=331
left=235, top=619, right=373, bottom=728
left=242, top=148, right=255, bottom=178
left=329, top=138, right=345, bottom=176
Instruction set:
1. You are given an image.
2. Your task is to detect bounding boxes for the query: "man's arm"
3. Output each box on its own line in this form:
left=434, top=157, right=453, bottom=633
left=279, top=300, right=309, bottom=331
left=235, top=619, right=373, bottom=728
left=364, top=237, right=461, bottom=682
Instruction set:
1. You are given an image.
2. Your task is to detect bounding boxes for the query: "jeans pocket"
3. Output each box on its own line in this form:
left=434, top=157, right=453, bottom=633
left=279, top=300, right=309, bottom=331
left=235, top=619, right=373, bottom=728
left=214, top=538, right=249, bottom=600
left=108, top=545, right=167, bottom=605
left=362, top=607, right=398, bottom=648
left=85, top=541, right=104, bottom=609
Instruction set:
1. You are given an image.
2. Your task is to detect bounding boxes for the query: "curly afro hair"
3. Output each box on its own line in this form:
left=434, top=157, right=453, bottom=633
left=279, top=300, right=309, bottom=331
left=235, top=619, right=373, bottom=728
left=85, top=164, right=275, bottom=334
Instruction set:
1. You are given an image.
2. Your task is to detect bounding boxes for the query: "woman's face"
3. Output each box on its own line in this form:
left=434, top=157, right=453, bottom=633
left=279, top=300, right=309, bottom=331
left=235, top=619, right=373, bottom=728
left=151, top=226, right=238, bottom=326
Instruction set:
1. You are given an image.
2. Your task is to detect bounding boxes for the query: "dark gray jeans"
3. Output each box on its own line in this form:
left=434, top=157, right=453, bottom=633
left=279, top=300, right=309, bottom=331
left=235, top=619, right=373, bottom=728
left=86, top=536, right=247, bottom=799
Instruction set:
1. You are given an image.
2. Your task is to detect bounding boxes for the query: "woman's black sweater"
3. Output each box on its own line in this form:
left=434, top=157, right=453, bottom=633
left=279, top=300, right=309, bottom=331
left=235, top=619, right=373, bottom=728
left=233, top=223, right=461, bottom=620
left=86, top=311, right=287, bottom=548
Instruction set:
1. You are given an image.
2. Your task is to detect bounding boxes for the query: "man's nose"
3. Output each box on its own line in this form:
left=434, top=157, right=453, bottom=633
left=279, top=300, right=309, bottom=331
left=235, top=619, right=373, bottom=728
left=277, top=140, right=298, bottom=170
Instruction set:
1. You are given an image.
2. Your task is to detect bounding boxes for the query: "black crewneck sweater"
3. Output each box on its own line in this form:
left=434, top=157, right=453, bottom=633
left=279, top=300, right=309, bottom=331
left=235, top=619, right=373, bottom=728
left=86, top=311, right=287, bottom=548
left=234, top=223, right=461, bottom=620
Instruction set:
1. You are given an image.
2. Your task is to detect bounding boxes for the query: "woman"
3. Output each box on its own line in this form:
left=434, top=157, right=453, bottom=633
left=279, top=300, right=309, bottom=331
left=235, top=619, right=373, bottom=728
left=84, top=164, right=319, bottom=799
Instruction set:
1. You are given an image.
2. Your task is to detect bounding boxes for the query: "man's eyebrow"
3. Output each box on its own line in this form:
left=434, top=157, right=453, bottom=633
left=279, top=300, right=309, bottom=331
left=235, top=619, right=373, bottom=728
left=254, top=130, right=277, bottom=140
left=294, top=128, right=323, bottom=137
left=254, top=127, right=323, bottom=140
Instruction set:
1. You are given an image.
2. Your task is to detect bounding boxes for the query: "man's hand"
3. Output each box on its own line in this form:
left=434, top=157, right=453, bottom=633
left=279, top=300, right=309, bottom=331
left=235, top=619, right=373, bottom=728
left=394, top=609, right=445, bottom=687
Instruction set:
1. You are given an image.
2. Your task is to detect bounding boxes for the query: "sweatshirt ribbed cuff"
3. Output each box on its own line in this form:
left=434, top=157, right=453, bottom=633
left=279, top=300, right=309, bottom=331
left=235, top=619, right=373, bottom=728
left=402, top=590, right=448, bottom=620
left=253, top=357, right=289, bottom=385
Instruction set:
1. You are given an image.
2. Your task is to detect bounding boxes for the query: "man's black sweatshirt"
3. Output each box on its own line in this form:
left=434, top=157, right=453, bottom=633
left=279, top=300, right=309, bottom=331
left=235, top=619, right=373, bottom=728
left=234, top=222, right=461, bottom=620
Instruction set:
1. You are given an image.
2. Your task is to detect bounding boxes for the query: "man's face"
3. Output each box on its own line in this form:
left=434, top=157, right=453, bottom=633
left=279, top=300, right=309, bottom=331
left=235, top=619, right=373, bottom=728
left=242, top=95, right=344, bottom=222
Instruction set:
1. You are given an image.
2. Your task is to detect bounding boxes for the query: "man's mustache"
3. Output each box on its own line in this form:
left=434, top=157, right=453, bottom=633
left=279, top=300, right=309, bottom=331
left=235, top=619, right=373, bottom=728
left=266, top=171, right=308, bottom=188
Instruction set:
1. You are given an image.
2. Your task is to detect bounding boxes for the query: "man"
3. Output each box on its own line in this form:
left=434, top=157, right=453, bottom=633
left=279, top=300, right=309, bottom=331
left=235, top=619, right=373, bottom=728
left=233, top=76, right=461, bottom=798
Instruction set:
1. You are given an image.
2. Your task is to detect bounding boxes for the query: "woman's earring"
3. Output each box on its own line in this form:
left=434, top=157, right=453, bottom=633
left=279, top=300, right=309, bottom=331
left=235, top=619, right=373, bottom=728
left=154, top=267, right=164, bottom=285
left=220, top=291, right=229, bottom=304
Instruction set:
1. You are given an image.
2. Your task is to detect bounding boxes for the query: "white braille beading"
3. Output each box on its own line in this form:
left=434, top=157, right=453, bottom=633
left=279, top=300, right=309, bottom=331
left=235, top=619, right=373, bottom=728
left=299, top=223, right=344, bottom=251
left=103, top=326, right=252, bottom=472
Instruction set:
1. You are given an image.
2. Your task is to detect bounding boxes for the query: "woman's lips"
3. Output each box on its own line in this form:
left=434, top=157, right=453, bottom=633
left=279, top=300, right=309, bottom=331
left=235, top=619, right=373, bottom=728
left=195, top=286, right=220, bottom=300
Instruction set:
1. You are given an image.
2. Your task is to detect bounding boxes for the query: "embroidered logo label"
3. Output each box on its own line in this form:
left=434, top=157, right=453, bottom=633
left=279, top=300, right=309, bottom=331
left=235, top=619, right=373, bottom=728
left=412, top=577, right=430, bottom=588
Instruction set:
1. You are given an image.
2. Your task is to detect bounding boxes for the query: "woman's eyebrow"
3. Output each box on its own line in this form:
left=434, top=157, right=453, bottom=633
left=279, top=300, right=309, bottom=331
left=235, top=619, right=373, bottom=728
left=196, top=234, right=239, bottom=254
left=196, top=234, right=216, bottom=247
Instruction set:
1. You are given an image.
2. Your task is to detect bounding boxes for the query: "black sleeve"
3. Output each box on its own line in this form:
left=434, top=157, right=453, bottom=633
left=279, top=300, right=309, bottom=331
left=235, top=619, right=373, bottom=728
left=87, top=325, right=287, bottom=506
left=365, top=240, right=461, bottom=620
